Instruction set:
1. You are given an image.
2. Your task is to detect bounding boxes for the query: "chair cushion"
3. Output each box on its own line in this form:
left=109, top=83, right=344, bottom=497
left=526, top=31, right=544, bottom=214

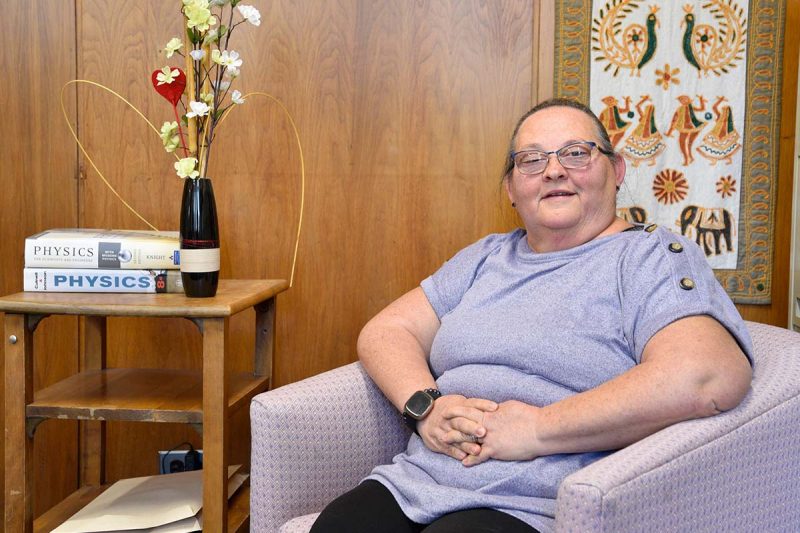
left=279, top=513, right=320, bottom=533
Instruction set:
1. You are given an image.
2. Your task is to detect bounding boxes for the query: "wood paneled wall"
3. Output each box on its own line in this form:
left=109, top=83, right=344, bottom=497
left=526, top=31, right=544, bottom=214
left=1, top=0, right=796, bottom=519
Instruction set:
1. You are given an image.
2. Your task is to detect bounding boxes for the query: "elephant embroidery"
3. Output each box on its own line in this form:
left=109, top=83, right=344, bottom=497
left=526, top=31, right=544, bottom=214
left=617, top=206, right=648, bottom=224
left=677, top=205, right=734, bottom=256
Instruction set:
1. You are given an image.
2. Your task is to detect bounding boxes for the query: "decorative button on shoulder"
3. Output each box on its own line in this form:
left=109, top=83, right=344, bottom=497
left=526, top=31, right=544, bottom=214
left=645, top=224, right=658, bottom=233
left=668, top=242, right=684, bottom=253
left=679, top=277, right=695, bottom=290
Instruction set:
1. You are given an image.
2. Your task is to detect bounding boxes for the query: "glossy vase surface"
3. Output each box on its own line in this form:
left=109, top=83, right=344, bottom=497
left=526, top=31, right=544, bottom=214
left=179, top=177, right=220, bottom=297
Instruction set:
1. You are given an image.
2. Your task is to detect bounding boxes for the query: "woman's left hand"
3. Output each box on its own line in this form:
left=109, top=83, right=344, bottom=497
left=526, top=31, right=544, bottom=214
left=461, top=400, right=542, bottom=467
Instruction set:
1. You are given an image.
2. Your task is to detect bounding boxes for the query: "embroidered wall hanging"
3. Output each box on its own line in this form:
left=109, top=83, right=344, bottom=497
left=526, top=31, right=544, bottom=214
left=554, top=0, right=786, bottom=304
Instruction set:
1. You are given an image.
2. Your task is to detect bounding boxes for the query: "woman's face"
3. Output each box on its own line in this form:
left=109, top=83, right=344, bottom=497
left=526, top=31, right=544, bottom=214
left=505, top=106, right=625, bottom=246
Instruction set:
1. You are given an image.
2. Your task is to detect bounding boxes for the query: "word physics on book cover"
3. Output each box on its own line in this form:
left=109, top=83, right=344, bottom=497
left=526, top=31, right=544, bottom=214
left=25, top=229, right=180, bottom=270
left=24, top=268, right=183, bottom=294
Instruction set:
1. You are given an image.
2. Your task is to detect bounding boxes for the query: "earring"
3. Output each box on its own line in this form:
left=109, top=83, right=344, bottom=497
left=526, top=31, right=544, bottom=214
left=615, top=186, right=620, bottom=192
left=512, top=202, right=516, bottom=207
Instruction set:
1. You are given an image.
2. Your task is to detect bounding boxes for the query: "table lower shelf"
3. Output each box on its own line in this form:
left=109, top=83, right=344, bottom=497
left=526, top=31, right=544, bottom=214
left=33, top=481, right=250, bottom=533
left=27, top=368, right=269, bottom=423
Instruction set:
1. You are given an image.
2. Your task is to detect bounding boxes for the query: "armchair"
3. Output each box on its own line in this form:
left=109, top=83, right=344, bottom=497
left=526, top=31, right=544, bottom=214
left=250, top=321, right=800, bottom=532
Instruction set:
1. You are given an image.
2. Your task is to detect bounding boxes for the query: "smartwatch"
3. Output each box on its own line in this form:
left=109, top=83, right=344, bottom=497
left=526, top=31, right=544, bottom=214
left=402, top=388, right=442, bottom=432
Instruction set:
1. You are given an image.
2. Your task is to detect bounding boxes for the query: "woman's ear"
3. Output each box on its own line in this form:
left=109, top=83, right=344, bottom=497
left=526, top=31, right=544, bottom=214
left=504, top=175, right=514, bottom=206
left=613, top=155, right=626, bottom=188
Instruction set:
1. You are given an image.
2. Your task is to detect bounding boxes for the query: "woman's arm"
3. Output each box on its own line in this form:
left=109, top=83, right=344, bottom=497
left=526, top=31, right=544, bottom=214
left=358, top=287, right=497, bottom=460
left=357, top=287, right=441, bottom=409
left=463, top=315, right=752, bottom=466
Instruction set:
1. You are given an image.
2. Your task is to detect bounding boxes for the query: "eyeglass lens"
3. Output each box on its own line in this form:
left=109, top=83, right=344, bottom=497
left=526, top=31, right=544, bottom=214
left=514, top=143, right=594, bottom=175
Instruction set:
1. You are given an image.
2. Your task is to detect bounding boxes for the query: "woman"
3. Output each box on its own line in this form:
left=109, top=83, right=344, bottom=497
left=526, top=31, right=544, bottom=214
left=311, top=98, right=753, bottom=533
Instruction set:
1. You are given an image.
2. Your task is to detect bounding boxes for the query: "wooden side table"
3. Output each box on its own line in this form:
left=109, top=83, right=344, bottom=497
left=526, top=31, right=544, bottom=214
left=1, top=279, right=288, bottom=533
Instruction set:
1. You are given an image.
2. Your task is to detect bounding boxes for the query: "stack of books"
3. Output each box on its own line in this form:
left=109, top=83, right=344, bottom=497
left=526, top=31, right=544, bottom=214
left=23, top=229, right=183, bottom=294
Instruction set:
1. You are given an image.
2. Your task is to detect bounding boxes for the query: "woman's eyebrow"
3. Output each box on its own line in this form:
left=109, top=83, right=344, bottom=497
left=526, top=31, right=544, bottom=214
left=517, top=139, right=586, bottom=151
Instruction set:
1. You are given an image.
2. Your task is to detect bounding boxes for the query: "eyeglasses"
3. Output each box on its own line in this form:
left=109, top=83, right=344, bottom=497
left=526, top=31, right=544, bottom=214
left=510, top=141, right=611, bottom=175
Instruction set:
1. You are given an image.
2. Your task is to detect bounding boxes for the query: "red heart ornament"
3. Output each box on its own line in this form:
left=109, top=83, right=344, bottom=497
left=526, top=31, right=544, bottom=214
left=151, top=67, right=187, bottom=106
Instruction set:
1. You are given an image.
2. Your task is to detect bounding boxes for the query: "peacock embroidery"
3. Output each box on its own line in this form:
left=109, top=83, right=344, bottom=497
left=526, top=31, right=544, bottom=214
left=592, top=1, right=660, bottom=77
left=681, top=1, right=747, bottom=77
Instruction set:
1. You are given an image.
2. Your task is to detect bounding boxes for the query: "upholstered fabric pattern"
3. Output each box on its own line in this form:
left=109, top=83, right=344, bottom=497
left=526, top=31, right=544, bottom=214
left=251, top=321, right=800, bottom=532
left=279, top=513, right=320, bottom=533
left=554, top=321, right=800, bottom=532
left=250, top=362, right=410, bottom=532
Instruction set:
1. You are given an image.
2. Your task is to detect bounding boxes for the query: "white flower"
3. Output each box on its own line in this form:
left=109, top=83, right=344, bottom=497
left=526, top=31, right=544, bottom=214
left=224, top=66, right=240, bottom=79
left=237, top=4, right=261, bottom=26
left=211, top=49, right=243, bottom=69
left=164, top=37, right=183, bottom=58
left=156, top=66, right=180, bottom=85
left=189, top=49, right=206, bottom=61
left=186, top=100, right=211, bottom=118
left=203, top=28, right=221, bottom=46
left=231, top=90, right=245, bottom=104
left=214, top=79, right=231, bottom=91
left=175, top=157, right=199, bottom=179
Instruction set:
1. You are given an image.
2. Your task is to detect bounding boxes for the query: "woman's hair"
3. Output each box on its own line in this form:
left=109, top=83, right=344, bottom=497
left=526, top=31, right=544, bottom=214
left=502, top=98, right=618, bottom=180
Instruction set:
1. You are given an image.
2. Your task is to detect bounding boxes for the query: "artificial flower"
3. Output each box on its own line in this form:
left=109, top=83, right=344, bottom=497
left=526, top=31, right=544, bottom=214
left=160, top=121, right=181, bottom=152
left=211, top=50, right=243, bottom=69
left=237, top=5, right=261, bottom=26
left=164, top=37, right=183, bottom=58
left=214, top=79, right=231, bottom=91
left=155, top=66, right=181, bottom=85
left=203, top=28, right=225, bottom=46
left=175, top=157, right=200, bottom=179
left=186, top=100, right=211, bottom=118
left=153, top=0, right=259, bottom=177
left=183, top=0, right=217, bottom=32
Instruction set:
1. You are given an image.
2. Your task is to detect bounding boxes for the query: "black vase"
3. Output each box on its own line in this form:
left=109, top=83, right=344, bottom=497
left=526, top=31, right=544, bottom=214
left=179, top=177, right=220, bottom=297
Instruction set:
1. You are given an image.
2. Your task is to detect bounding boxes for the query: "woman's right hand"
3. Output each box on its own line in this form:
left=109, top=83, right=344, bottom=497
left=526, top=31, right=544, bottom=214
left=417, top=395, right=498, bottom=460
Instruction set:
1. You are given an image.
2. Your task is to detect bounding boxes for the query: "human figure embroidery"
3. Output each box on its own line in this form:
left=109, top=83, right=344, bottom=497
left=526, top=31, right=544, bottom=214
left=696, top=96, right=741, bottom=165
left=598, top=96, right=632, bottom=149
left=665, top=95, right=707, bottom=166
left=620, top=95, right=665, bottom=167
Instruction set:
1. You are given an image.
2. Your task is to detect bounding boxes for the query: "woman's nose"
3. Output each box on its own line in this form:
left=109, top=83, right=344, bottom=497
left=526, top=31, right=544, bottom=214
left=541, top=154, right=567, bottom=181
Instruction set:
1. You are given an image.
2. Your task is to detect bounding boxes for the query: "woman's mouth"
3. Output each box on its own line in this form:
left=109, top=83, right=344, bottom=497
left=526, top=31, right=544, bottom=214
left=543, top=191, right=575, bottom=199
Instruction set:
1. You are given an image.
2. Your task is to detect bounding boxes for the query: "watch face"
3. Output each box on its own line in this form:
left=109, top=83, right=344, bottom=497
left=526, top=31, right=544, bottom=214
left=405, top=390, right=434, bottom=420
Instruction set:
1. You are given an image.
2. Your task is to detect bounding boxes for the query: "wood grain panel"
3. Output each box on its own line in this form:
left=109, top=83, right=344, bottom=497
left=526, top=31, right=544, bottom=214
left=2, top=0, right=80, bottom=517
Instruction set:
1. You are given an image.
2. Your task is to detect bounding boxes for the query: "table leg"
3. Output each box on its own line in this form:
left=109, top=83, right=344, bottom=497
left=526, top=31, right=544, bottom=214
left=202, top=317, right=229, bottom=532
left=79, top=316, right=107, bottom=486
left=4, top=313, right=33, bottom=533
left=254, top=298, right=276, bottom=379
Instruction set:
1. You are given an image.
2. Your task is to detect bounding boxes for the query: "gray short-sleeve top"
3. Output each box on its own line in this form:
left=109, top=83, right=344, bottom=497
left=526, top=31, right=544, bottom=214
left=367, top=226, right=753, bottom=532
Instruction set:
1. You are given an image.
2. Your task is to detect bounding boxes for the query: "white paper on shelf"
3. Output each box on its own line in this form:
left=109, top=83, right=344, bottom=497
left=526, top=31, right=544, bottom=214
left=52, top=466, right=246, bottom=533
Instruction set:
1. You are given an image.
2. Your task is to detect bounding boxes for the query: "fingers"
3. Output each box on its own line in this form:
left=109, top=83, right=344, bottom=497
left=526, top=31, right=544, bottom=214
left=462, top=448, right=491, bottom=467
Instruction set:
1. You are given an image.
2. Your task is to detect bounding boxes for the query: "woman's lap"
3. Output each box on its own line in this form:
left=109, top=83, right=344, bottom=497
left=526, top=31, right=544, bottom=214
left=310, top=480, right=539, bottom=533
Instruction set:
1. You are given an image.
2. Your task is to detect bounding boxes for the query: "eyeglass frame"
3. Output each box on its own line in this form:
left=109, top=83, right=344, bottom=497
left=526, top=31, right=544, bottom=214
left=509, top=141, right=615, bottom=176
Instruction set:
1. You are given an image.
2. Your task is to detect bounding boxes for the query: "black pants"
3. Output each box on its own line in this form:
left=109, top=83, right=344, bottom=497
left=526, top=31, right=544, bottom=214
left=310, top=480, right=540, bottom=533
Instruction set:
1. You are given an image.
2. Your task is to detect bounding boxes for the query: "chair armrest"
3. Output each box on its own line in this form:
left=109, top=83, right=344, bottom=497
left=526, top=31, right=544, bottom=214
left=555, top=322, right=800, bottom=532
left=250, top=362, right=411, bottom=533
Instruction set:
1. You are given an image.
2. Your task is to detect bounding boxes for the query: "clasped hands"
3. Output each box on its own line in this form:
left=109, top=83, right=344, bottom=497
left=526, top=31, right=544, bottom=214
left=417, top=394, right=541, bottom=467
